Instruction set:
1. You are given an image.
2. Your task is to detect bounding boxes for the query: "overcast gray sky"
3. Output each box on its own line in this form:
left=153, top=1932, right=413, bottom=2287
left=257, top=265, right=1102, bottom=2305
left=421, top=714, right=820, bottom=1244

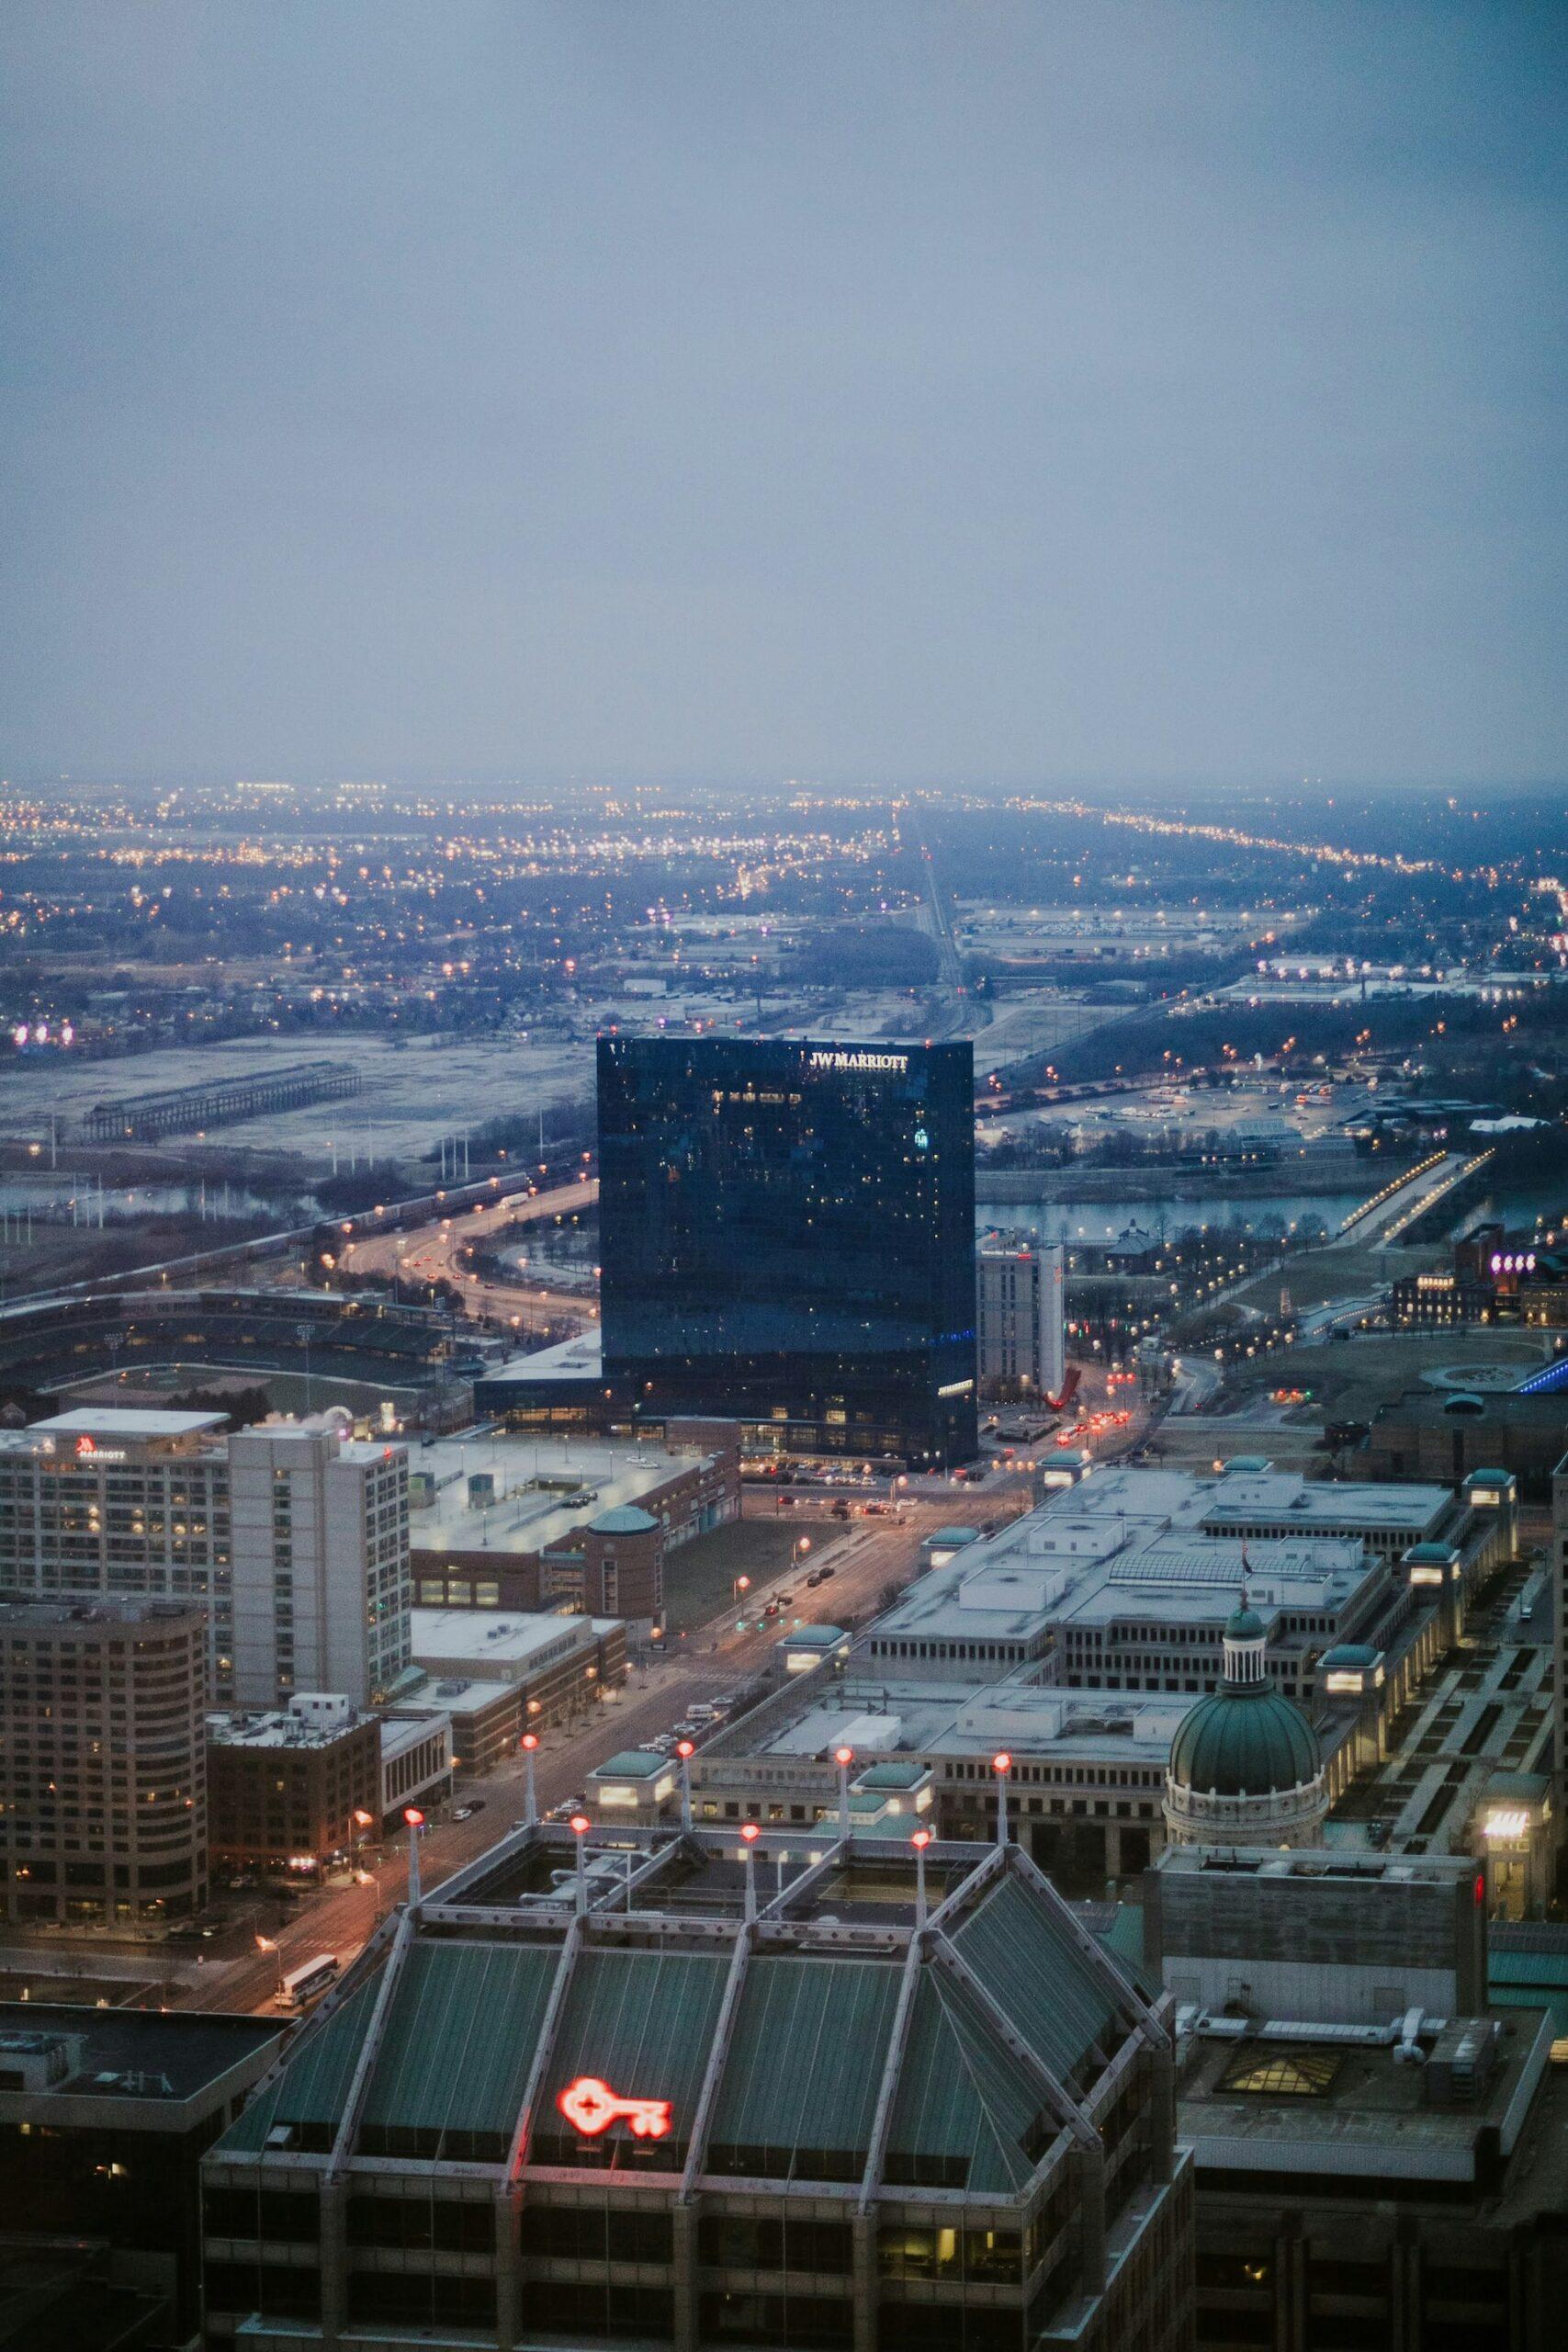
left=2, top=2, right=1563, bottom=788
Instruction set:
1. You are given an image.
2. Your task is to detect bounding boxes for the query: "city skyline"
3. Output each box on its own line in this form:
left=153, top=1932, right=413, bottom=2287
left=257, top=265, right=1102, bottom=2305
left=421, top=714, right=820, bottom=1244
left=1, top=13, right=1566, bottom=2348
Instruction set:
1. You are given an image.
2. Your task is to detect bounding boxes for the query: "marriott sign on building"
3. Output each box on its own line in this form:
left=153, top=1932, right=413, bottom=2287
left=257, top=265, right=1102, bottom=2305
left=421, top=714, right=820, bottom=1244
left=597, top=1035, right=978, bottom=1468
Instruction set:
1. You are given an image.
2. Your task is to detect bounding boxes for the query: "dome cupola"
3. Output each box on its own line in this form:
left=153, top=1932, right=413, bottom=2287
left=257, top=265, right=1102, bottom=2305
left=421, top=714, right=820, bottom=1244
left=1164, top=1591, right=1328, bottom=1850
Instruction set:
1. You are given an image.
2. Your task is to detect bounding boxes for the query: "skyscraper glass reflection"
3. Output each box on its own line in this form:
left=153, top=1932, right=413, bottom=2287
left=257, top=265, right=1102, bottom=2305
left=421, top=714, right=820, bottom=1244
left=598, top=1037, right=976, bottom=1466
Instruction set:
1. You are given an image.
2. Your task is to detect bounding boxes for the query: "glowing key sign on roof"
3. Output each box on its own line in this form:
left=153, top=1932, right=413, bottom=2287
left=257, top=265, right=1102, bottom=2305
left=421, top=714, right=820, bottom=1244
left=557, top=2075, right=672, bottom=2140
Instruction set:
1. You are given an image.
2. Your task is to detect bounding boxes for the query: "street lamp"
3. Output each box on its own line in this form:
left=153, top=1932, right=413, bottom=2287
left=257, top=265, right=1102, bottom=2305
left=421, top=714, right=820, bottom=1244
left=740, top=1821, right=760, bottom=1920
left=675, top=1738, right=695, bottom=1832
left=350, top=1806, right=374, bottom=1879
left=570, top=1813, right=591, bottom=1915
left=520, top=1732, right=539, bottom=1826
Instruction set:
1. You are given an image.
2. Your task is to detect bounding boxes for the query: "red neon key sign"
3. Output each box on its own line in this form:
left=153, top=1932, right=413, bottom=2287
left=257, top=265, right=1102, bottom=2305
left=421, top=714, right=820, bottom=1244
left=557, top=2075, right=672, bottom=2141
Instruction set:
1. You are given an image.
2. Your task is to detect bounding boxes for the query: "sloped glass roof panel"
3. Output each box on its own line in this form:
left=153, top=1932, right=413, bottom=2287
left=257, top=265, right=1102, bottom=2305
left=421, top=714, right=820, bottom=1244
left=885, top=1969, right=1043, bottom=2194
left=953, top=1873, right=1117, bottom=2086
left=706, top=1955, right=901, bottom=2181
left=217, top=1970, right=384, bottom=2154
left=360, top=1939, right=558, bottom=2143
left=535, top=1947, right=730, bottom=2171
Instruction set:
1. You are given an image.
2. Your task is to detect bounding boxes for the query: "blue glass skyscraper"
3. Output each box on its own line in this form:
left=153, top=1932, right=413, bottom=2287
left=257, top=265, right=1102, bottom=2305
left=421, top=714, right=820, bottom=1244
left=598, top=1036, right=977, bottom=1467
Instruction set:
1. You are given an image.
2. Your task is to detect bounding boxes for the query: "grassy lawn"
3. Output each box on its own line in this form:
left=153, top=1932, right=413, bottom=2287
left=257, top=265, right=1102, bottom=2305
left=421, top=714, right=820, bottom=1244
left=1218, top=1327, right=1549, bottom=1424
left=662, top=1515, right=808, bottom=1635
left=1229, top=1240, right=1441, bottom=1315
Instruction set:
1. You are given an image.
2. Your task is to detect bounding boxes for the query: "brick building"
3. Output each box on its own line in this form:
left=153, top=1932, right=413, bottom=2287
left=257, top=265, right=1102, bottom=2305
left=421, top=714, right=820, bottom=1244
left=207, top=1695, right=380, bottom=1872
left=408, top=1428, right=738, bottom=1622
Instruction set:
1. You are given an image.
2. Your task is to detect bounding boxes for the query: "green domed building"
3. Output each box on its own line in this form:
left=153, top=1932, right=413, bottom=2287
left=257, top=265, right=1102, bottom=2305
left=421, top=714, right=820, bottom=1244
left=1163, top=1600, right=1328, bottom=1849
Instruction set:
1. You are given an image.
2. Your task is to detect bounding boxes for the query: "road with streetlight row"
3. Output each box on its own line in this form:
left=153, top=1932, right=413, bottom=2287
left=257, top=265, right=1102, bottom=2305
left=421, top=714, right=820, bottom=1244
left=176, top=1483, right=1011, bottom=2015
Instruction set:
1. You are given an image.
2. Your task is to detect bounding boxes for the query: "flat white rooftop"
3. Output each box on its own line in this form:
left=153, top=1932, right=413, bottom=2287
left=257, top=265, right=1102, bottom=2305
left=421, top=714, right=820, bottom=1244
left=485, top=1330, right=604, bottom=1383
left=1200, top=1472, right=1450, bottom=1532
left=411, top=1605, right=592, bottom=1670
left=28, top=1407, right=227, bottom=1439
left=870, top=1462, right=1435, bottom=1651
left=408, top=1430, right=700, bottom=1557
left=745, top=1676, right=1187, bottom=1768
left=393, top=1679, right=515, bottom=1721
left=208, top=1708, right=365, bottom=1750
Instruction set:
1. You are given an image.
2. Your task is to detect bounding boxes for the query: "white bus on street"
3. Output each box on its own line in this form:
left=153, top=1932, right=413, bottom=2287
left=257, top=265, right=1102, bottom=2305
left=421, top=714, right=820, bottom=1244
left=276, top=1952, right=339, bottom=2010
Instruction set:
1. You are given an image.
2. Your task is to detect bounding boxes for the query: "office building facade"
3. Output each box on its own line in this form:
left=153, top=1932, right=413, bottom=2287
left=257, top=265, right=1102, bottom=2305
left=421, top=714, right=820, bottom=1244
left=0, top=2000, right=281, bottom=2343
left=1145, top=1849, right=1568, bottom=2352
left=0, top=1596, right=209, bottom=1927
left=207, top=1696, right=383, bottom=1873
left=977, top=1245, right=1066, bottom=1402
left=202, top=1826, right=1193, bottom=2352
left=225, top=1419, right=411, bottom=1708
left=0, top=1407, right=411, bottom=1709
left=598, top=1037, right=978, bottom=1466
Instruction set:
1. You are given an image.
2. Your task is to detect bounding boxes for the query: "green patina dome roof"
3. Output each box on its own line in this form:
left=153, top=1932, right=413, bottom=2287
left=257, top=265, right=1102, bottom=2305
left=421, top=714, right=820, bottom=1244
left=1224, top=1601, right=1267, bottom=1642
left=1168, top=1682, right=1322, bottom=1798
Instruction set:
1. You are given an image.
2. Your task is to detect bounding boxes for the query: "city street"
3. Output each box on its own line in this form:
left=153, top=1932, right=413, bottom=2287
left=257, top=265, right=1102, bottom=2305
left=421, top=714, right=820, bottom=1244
left=177, top=1484, right=1003, bottom=2014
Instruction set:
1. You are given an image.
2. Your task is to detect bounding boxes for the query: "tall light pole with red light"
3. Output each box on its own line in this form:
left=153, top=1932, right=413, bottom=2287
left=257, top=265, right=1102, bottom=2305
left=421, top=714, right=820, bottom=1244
left=675, top=1738, right=694, bottom=1831
left=570, top=1812, right=591, bottom=1915
left=402, top=1805, right=424, bottom=1905
left=992, top=1752, right=1011, bottom=1848
left=520, top=1730, right=539, bottom=1826
left=911, top=1826, right=931, bottom=1928
left=835, top=1745, right=854, bottom=1842
left=740, top=1821, right=760, bottom=1921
